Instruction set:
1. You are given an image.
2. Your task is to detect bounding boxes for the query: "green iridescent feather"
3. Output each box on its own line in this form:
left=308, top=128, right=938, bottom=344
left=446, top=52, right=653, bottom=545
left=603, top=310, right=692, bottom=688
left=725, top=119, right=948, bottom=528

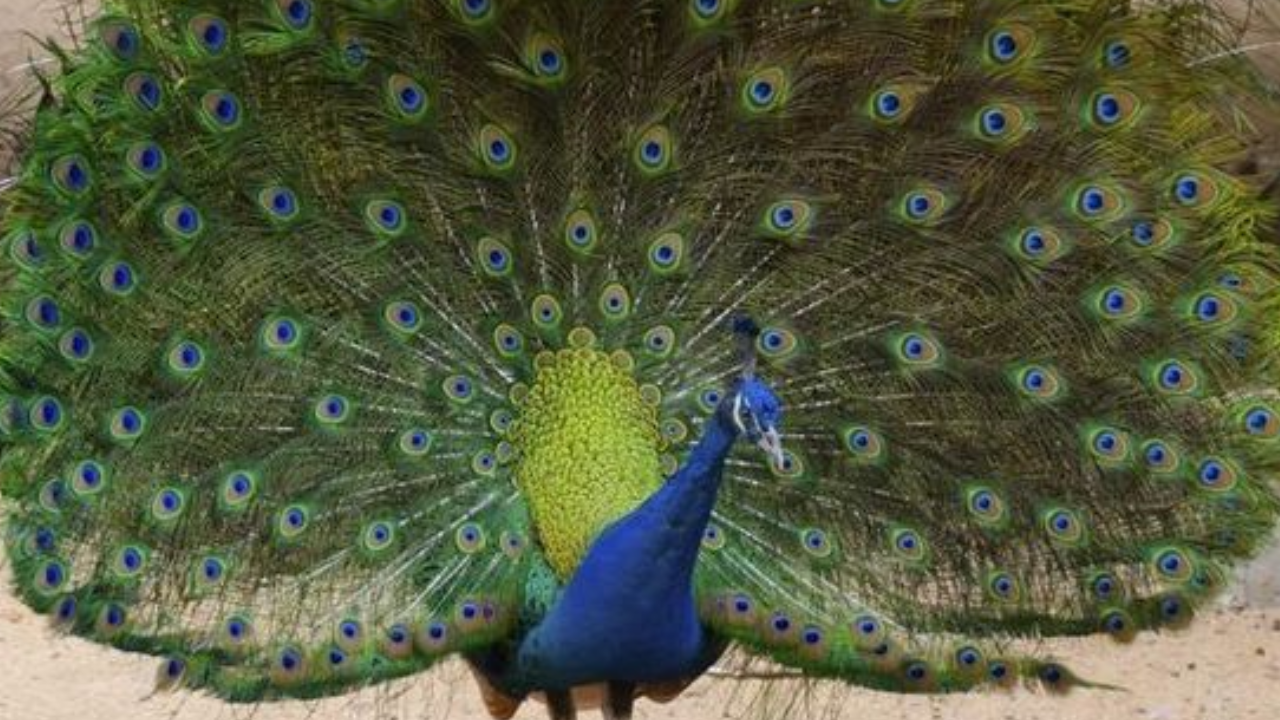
left=1, top=0, right=1279, bottom=708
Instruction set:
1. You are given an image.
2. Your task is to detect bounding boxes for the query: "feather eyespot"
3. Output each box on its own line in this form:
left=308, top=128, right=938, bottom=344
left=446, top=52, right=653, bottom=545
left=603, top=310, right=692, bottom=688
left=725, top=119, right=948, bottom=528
left=59, top=328, right=94, bottom=363
left=986, top=571, right=1021, bottom=602
left=1141, top=439, right=1181, bottom=474
left=166, top=339, right=206, bottom=376
left=398, top=428, right=432, bottom=457
left=741, top=67, right=788, bottom=114
left=456, top=0, right=495, bottom=24
left=99, top=19, right=141, bottom=61
left=200, top=90, right=243, bottom=131
left=986, top=25, right=1034, bottom=66
left=364, top=199, right=408, bottom=239
left=479, top=124, right=518, bottom=172
left=890, top=527, right=927, bottom=562
left=842, top=425, right=885, bottom=462
left=493, top=324, right=524, bottom=356
left=126, top=141, right=166, bottom=180
left=220, top=471, right=258, bottom=510
left=362, top=522, right=396, bottom=553
left=1094, top=284, right=1143, bottom=321
left=1073, top=182, right=1125, bottom=221
left=387, top=75, right=429, bottom=122
left=25, top=296, right=62, bottom=332
left=34, top=559, right=68, bottom=594
left=277, top=505, right=311, bottom=539
left=443, top=375, right=475, bottom=403
left=1185, top=291, right=1238, bottom=327
left=189, top=15, right=230, bottom=56
left=800, top=528, right=833, bottom=558
left=1242, top=405, right=1278, bottom=439
left=531, top=294, right=563, bottom=329
left=1086, top=426, right=1131, bottom=466
left=563, top=209, right=599, bottom=253
left=383, top=301, right=423, bottom=334
left=7, top=228, right=43, bottom=269
left=258, top=186, right=299, bottom=223
left=1151, top=359, right=1199, bottom=396
left=1042, top=508, right=1086, bottom=545
left=261, top=316, right=303, bottom=353
left=28, top=396, right=64, bottom=432
left=60, top=220, right=98, bottom=258
left=965, top=486, right=1007, bottom=527
left=647, top=232, right=684, bottom=273
left=161, top=201, right=204, bottom=241
left=1089, top=89, right=1140, bottom=129
left=643, top=326, right=676, bottom=358
left=1171, top=172, right=1221, bottom=210
left=893, top=331, right=942, bottom=368
left=1196, top=457, right=1238, bottom=492
left=598, top=284, right=632, bottom=320
left=1013, top=364, right=1062, bottom=400
left=456, top=523, right=486, bottom=553
left=762, top=199, right=814, bottom=240
left=110, top=406, right=146, bottom=442
left=50, top=154, right=92, bottom=196
left=872, top=89, right=904, bottom=121
left=124, top=72, right=163, bottom=112
left=633, top=124, right=673, bottom=175
left=274, top=0, right=315, bottom=31
left=314, top=394, right=351, bottom=425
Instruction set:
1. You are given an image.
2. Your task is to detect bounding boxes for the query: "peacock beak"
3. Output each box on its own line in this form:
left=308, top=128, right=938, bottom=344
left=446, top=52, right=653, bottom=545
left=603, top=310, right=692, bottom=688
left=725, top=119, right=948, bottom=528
left=756, top=427, right=785, bottom=468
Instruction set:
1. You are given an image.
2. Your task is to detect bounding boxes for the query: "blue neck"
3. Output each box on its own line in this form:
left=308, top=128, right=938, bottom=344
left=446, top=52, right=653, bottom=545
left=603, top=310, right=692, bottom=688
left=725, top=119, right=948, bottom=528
left=503, top=405, right=741, bottom=693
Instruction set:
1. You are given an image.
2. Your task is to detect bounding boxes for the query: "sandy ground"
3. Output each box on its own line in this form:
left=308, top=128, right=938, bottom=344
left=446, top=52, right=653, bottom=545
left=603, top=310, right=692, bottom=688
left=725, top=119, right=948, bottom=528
left=4, top=2, right=1280, bottom=719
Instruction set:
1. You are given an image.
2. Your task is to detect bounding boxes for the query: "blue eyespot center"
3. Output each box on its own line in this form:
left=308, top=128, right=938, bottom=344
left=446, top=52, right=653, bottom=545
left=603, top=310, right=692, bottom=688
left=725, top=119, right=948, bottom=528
left=214, top=96, right=239, bottom=125
left=286, top=0, right=311, bottom=26
left=1175, top=175, right=1199, bottom=203
left=751, top=80, right=774, bottom=104
left=203, top=22, right=226, bottom=49
left=991, top=31, right=1018, bottom=61
left=1094, top=93, right=1121, bottom=124
left=1105, top=41, right=1131, bottom=68
left=1102, top=289, right=1128, bottom=314
left=122, top=547, right=142, bottom=571
left=1081, top=188, right=1105, bottom=214
left=695, top=0, right=720, bottom=17
left=160, top=490, right=180, bottom=512
left=400, top=86, right=423, bottom=111
left=982, top=109, right=1007, bottom=135
left=1194, top=294, right=1220, bottom=321
left=876, top=91, right=901, bottom=117
left=539, top=49, right=561, bottom=73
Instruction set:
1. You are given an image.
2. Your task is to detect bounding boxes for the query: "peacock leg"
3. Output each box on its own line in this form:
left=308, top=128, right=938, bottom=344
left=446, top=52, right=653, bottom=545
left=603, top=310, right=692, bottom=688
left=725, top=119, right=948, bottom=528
left=602, top=681, right=636, bottom=719
left=545, top=688, right=577, bottom=720
left=465, top=658, right=524, bottom=720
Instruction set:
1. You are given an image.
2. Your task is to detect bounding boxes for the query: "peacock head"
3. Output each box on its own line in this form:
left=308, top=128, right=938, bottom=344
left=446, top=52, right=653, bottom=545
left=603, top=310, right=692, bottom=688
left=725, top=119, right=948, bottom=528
left=727, top=314, right=785, bottom=465
left=730, top=376, right=785, bottom=467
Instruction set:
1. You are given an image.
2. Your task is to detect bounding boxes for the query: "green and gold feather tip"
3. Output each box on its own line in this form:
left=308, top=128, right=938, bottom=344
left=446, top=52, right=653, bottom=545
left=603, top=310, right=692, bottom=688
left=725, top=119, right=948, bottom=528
left=1, top=1, right=1280, bottom=718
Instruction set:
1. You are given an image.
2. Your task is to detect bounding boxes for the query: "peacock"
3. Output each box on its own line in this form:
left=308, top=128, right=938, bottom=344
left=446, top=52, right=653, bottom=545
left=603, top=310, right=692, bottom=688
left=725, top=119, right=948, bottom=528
left=2, top=0, right=1280, bottom=718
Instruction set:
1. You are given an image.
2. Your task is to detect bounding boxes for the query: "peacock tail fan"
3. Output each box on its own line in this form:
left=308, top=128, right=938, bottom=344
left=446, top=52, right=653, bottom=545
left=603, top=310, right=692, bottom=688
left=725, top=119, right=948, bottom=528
left=1, top=0, right=1278, bottom=708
